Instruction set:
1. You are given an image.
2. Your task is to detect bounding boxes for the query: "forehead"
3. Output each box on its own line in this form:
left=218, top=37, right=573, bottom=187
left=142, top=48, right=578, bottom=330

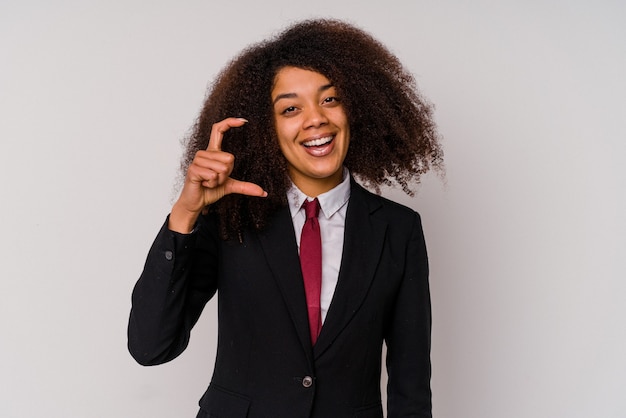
left=271, top=67, right=332, bottom=94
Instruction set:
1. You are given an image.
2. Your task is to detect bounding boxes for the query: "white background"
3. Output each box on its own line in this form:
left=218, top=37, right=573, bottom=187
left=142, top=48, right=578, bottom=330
left=1, top=1, right=624, bottom=417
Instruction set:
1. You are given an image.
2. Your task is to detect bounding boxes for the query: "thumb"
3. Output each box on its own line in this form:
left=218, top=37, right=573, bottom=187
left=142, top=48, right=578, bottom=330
left=225, top=178, right=268, bottom=198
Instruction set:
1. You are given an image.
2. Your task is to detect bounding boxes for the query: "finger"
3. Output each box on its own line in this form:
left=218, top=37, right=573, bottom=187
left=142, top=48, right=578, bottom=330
left=207, top=117, right=248, bottom=151
left=192, top=150, right=235, bottom=171
left=190, top=153, right=234, bottom=177
left=200, top=176, right=219, bottom=189
left=225, top=179, right=268, bottom=198
left=187, top=162, right=221, bottom=185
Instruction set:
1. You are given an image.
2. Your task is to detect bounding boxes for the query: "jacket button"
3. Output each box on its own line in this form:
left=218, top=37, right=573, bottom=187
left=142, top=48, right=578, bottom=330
left=302, top=376, right=313, bottom=388
left=164, top=250, right=173, bottom=261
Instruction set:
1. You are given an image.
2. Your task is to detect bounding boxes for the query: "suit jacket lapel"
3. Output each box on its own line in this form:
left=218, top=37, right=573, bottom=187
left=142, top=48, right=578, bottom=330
left=256, top=206, right=314, bottom=362
left=314, top=181, right=387, bottom=359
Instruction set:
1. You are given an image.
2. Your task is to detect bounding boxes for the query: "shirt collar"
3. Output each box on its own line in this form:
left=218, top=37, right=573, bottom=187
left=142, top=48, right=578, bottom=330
left=287, top=168, right=351, bottom=220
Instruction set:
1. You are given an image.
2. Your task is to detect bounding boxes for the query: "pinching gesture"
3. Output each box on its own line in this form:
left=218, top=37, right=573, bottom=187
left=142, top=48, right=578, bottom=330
left=169, top=117, right=267, bottom=233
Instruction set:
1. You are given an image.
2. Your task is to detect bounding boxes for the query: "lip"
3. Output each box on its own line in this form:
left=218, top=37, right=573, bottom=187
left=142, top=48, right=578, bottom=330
left=302, top=135, right=335, bottom=157
left=303, top=135, right=334, bottom=148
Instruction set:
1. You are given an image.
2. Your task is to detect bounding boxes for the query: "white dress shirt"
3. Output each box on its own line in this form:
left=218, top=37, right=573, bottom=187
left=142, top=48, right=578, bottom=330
left=287, top=168, right=351, bottom=324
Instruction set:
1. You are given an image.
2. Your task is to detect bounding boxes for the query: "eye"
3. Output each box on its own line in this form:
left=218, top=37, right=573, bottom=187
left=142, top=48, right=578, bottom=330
left=278, top=105, right=301, bottom=116
left=322, top=96, right=341, bottom=105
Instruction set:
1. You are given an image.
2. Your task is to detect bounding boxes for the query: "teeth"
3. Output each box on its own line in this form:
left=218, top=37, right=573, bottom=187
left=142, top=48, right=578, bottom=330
left=303, top=136, right=333, bottom=147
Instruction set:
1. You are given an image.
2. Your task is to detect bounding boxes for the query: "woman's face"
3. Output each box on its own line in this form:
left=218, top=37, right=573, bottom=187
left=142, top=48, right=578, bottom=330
left=271, top=66, right=350, bottom=196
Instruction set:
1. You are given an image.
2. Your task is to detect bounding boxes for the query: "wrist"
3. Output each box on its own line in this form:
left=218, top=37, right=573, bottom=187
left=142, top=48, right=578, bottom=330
left=168, top=202, right=201, bottom=234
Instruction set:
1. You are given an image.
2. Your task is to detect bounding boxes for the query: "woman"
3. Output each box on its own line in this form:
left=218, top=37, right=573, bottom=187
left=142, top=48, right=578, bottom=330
left=128, top=18, right=443, bottom=418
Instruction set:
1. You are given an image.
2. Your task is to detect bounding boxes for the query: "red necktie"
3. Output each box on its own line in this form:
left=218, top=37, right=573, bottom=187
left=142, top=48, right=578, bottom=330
left=300, top=198, right=322, bottom=345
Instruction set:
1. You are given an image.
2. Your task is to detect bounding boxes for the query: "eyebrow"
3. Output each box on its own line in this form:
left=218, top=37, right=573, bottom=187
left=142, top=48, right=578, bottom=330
left=272, top=83, right=334, bottom=105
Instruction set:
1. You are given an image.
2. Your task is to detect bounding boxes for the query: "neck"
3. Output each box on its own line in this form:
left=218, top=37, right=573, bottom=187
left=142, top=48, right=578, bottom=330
left=289, top=170, right=343, bottom=198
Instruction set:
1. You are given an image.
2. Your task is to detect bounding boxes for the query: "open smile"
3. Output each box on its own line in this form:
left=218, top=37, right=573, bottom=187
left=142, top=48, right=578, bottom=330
left=301, top=135, right=335, bottom=157
left=303, top=135, right=334, bottom=147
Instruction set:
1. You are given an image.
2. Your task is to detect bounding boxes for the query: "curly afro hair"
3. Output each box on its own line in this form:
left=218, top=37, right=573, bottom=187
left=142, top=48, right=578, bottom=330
left=180, top=18, right=444, bottom=239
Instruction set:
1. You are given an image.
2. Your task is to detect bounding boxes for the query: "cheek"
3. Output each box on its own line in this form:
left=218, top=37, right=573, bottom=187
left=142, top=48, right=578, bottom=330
left=275, top=131, right=295, bottom=159
left=275, top=120, right=299, bottom=146
left=331, top=110, right=349, bottom=131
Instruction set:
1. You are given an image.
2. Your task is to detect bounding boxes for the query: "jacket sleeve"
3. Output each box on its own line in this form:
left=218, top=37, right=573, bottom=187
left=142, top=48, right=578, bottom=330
left=127, top=214, right=219, bottom=366
left=385, top=212, right=432, bottom=417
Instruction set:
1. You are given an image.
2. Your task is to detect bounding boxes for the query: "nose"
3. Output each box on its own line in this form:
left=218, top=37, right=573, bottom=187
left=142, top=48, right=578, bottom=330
left=303, top=105, right=328, bottom=129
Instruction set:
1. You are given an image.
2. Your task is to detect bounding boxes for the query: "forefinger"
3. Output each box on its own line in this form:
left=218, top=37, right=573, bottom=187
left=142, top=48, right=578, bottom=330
left=207, top=117, right=249, bottom=151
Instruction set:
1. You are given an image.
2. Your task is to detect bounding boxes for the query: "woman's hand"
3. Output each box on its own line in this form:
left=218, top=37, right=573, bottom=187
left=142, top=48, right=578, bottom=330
left=168, top=117, right=267, bottom=233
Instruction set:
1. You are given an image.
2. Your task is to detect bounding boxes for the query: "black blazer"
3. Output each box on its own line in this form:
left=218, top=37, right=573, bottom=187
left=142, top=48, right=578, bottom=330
left=128, top=179, right=432, bottom=417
